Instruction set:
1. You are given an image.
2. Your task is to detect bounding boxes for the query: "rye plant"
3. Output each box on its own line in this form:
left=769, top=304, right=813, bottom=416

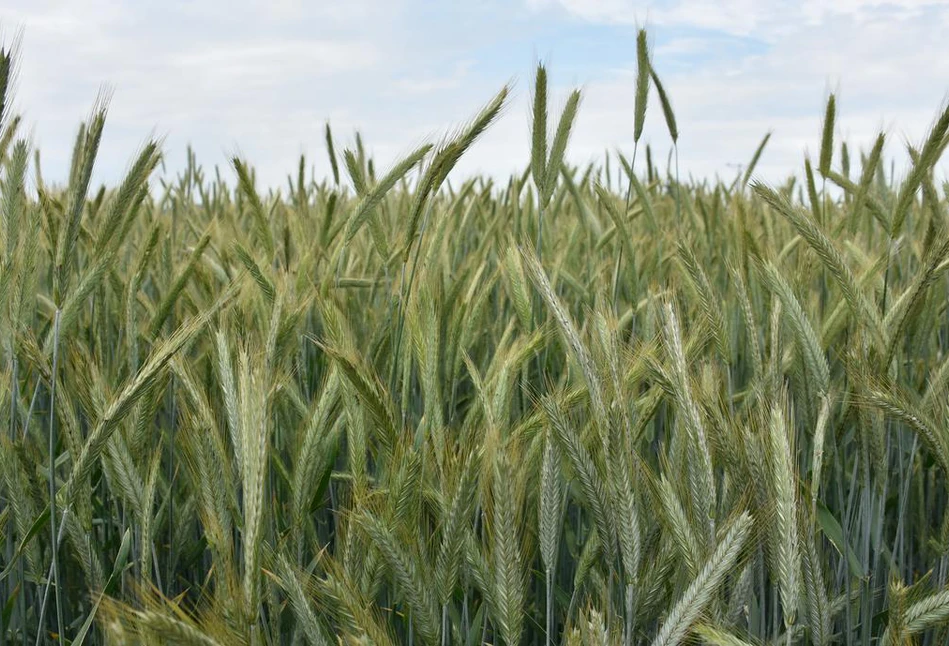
left=1, top=30, right=949, bottom=646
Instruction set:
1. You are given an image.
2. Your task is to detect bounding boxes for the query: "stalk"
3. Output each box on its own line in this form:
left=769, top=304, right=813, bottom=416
left=546, top=567, right=554, bottom=646
left=42, top=311, right=65, bottom=644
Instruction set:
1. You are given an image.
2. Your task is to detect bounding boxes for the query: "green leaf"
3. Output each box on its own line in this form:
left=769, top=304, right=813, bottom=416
left=0, top=504, right=50, bottom=584
left=816, top=501, right=863, bottom=579
left=74, top=528, right=133, bottom=645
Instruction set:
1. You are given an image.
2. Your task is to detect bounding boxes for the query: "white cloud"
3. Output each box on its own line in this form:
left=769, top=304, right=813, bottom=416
left=654, top=37, right=715, bottom=57
left=394, top=60, right=476, bottom=95
left=517, top=0, right=949, bottom=184
left=4, top=0, right=949, bottom=191
left=170, top=41, right=377, bottom=76
left=527, top=0, right=948, bottom=36
left=4, top=0, right=400, bottom=187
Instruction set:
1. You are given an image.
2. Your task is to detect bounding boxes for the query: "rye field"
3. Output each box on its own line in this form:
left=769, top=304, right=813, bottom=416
left=3, top=30, right=949, bottom=646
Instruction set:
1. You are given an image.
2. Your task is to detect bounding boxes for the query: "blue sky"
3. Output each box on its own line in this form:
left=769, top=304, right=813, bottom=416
left=5, top=0, right=949, bottom=190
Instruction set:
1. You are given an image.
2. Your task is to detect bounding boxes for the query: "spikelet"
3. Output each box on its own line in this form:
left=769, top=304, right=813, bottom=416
left=522, top=246, right=608, bottom=432
left=660, top=302, right=716, bottom=544
left=766, top=394, right=800, bottom=628
left=651, top=512, right=754, bottom=646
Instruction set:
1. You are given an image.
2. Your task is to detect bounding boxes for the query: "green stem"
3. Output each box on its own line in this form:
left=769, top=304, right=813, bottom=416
left=546, top=567, right=554, bottom=646
left=44, top=310, right=64, bottom=644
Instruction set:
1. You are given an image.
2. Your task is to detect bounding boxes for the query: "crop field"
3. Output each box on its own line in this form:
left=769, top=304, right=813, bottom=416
left=3, top=29, right=949, bottom=646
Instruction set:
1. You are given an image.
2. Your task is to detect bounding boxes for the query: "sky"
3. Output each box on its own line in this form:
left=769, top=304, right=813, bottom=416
left=4, top=0, right=949, bottom=192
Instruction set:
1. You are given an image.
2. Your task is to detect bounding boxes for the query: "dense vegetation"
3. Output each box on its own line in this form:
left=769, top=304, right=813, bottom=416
left=3, top=30, right=949, bottom=646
